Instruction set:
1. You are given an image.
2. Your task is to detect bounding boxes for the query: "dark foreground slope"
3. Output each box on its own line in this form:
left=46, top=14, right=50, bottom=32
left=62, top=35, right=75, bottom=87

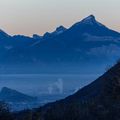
left=13, top=62, right=120, bottom=120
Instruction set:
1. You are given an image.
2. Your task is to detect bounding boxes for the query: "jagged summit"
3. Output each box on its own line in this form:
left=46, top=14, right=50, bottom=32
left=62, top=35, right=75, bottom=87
left=52, top=25, right=67, bottom=35
left=73, top=15, right=105, bottom=27
left=55, top=25, right=67, bottom=33
left=81, top=15, right=96, bottom=24
left=0, top=15, right=120, bottom=66
left=82, top=15, right=95, bottom=21
left=43, top=25, right=67, bottom=38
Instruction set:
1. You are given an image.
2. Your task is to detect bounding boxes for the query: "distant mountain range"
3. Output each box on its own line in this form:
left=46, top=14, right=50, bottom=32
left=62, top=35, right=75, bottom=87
left=0, top=15, right=120, bottom=73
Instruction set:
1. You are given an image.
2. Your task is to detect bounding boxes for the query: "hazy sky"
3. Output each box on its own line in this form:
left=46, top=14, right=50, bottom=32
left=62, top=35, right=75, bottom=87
left=0, top=0, right=120, bottom=36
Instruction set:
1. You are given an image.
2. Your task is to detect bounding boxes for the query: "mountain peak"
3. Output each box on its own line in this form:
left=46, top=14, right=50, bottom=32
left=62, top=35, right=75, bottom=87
left=56, top=26, right=67, bottom=32
left=0, top=87, right=37, bottom=102
left=53, top=25, right=67, bottom=35
left=1, top=87, right=18, bottom=94
left=43, top=25, right=67, bottom=38
left=81, top=15, right=97, bottom=25
left=72, top=14, right=106, bottom=29
left=82, top=15, right=95, bottom=21
left=1, top=87, right=9, bottom=92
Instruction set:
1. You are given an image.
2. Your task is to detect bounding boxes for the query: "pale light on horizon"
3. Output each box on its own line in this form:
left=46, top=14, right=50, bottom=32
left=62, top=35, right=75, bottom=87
left=0, top=0, right=120, bottom=36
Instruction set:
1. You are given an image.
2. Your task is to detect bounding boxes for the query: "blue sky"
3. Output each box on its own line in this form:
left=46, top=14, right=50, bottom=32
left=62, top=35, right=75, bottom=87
left=0, top=0, right=120, bottom=36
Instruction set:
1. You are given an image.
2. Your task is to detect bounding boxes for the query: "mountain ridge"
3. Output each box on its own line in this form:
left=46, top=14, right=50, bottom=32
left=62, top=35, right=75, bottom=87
left=0, top=15, right=120, bottom=74
left=1, top=15, right=120, bottom=39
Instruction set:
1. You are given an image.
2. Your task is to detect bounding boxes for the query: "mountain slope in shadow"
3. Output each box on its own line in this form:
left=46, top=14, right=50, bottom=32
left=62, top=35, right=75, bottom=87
left=36, top=62, right=120, bottom=120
